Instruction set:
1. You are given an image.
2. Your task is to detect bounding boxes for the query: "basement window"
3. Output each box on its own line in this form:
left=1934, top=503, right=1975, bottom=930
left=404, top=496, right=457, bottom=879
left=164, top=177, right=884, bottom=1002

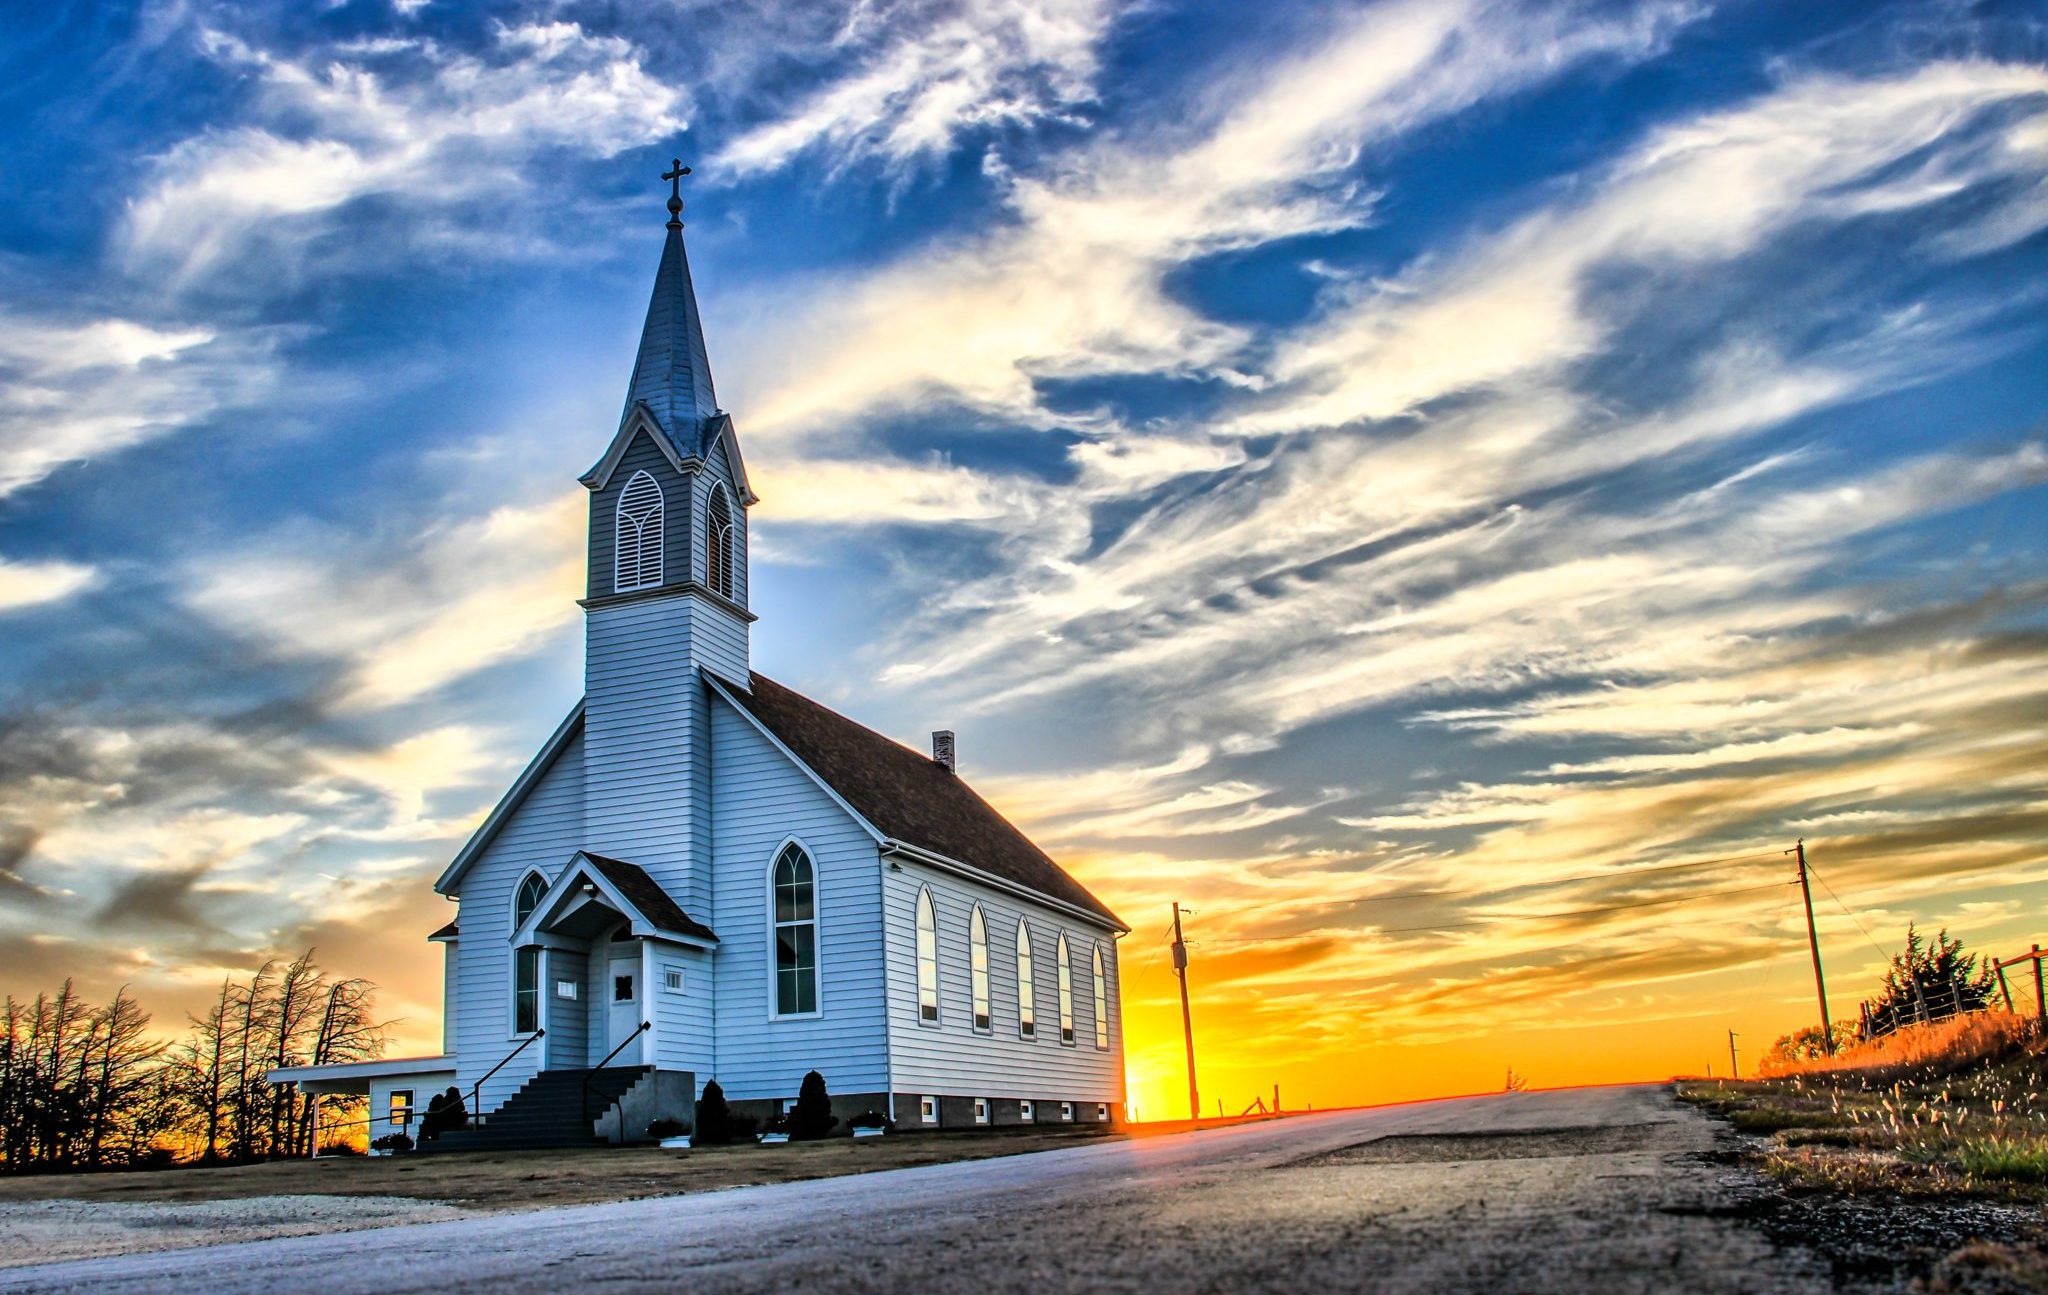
left=1060, top=1102, right=1073, bottom=1123
left=1019, top=1100, right=1035, bottom=1123
left=973, top=1098, right=990, bottom=1125
left=920, top=1095, right=938, bottom=1124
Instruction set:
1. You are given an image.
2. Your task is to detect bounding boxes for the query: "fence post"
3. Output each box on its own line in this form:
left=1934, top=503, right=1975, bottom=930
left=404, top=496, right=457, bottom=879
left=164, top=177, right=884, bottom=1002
left=2023, top=946, right=2039, bottom=1028
left=1998, top=964, right=2015, bottom=1013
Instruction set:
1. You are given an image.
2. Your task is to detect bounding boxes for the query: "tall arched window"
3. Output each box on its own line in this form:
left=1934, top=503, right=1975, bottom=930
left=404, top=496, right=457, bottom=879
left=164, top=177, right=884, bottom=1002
left=772, top=843, right=818, bottom=1016
left=1093, top=945, right=1110, bottom=1049
left=915, top=889, right=939, bottom=1024
left=1057, top=932, right=1074, bottom=1045
left=512, top=872, right=546, bottom=1035
left=1016, top=918, right=1036, bottom=1040
left=615, top=471, right=664, bottom=592
left=705, top=483, right=734, bottom=599
left=969, top=906, right=990, bottom=1032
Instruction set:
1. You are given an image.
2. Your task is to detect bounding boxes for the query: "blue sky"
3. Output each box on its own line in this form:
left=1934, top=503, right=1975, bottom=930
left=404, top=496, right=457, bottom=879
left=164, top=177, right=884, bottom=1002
left=1, top=0, right=2045, bottom=1106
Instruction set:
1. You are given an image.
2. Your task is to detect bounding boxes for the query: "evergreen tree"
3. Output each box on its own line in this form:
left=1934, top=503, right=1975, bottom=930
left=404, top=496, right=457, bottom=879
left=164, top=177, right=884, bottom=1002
left=791, top=1070, right=837, bottom=1140
left=1865, top=924, right=1996, bottom=1027
left=696, top=1079, right=734, bottom=1144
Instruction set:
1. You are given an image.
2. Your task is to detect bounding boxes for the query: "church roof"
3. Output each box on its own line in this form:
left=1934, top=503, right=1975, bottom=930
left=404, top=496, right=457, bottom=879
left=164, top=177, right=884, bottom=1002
left=581, top=851, right=719, bottom=944
left=722, top=673, right=1126, bottom=930
left=620, top=219, right=720, bottom=459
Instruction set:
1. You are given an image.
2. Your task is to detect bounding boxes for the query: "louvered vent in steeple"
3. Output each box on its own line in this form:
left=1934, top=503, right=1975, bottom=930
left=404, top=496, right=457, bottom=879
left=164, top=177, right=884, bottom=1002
left=615, top=470, right=664, bottom=591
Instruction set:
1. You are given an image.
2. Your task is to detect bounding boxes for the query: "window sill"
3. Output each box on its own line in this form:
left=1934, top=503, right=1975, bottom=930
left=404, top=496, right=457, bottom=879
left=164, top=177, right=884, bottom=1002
left=769, top=1010, right=823, bottom=1023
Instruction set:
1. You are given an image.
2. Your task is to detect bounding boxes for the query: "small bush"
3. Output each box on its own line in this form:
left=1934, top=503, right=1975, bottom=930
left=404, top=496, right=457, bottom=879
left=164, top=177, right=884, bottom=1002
left=762, top=1111, right=792, bottom=1136
left=849, top=1110, right=892, bottom=1130
left=370, top=1132, right=413, bottom=1153
left=791, top=1070, right=839, bottom=1140
left=648, top=1118, right=690, bottom=1140
left=696, top=1080, right=736, bottom=1144
left=317, top=1141, right=365, bottom=1158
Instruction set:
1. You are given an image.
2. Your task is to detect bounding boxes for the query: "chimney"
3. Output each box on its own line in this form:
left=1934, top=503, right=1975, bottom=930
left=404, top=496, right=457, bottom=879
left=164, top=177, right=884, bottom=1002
left=931, top=730, right=956, bottom=773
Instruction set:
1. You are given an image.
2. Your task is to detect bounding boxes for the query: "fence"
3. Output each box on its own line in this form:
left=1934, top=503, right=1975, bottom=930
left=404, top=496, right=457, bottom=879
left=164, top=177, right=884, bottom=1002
left=1857, top=944, right=2048, bottom=1042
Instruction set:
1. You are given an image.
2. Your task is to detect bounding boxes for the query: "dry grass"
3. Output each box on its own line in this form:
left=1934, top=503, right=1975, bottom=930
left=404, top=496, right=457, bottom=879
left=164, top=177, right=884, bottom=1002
left=1759, top=1011, right=2036, bottom=1084
left=1678, top=1011, right=2048, bottom=1200
left=0, top=1126, right=1124, bottom=1211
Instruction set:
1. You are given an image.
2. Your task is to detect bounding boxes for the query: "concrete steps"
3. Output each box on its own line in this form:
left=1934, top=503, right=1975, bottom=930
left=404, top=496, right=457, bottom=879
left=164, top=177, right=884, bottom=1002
left=426, top=1066, right=651, bottom=1152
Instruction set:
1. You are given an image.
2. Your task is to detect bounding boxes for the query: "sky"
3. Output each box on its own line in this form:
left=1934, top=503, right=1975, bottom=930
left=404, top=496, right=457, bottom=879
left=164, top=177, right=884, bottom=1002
left=1, top=0, right=2045, bottom=1121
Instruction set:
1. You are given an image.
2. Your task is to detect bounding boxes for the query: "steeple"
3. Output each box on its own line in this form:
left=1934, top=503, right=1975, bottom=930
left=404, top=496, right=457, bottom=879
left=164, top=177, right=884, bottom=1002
left=619, top=159, right=718, bottom=457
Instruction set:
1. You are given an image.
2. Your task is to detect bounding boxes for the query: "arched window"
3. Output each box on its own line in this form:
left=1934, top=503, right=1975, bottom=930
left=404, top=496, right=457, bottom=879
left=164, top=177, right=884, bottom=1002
left=705, top=483, right=734, bottom=599
left=772, top=843, right=817, bottom=1016
left=615, top=471, right=664, bottom=592
left=915, top=889, right=939, bottom=1024
left=512, top=872, right=546, bottom=1035
left=1057, top=932, right=1074, bottom=1045
left=969, top=906, right=990, bottom=1032
left=1016, top=918, right=1036, bottom=1039
left=1093, top=945, right=1110, bottom=1049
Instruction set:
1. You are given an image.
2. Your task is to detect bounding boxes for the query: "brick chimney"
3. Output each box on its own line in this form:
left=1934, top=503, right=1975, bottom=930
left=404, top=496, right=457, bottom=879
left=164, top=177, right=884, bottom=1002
left=931, top=730, right=956, bottom=773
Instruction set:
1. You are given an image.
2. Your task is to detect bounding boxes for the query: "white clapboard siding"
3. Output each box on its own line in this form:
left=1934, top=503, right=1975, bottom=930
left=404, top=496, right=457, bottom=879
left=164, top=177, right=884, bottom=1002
left=653, top=943, right=715, bottom=1076
left=883, top=860, right=1124, bottom=1104
left=705, top=697, right=890, bottom=1101
left=450, top=729, right=585, bottom=1112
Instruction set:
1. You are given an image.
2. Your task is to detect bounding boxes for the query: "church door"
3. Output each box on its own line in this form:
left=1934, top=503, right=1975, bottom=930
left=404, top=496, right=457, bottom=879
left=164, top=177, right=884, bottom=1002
left=607, top=953, right=642, bottom=1064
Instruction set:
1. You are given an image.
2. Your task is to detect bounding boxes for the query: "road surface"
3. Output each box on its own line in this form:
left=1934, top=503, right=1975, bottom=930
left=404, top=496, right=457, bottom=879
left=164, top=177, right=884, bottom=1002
left=2, top=1084, right=1829, bottom=1294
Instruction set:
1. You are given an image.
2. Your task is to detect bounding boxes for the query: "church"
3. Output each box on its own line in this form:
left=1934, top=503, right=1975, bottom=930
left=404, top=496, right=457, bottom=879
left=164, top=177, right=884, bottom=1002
left=274, top=170, right=1128, bottom=1147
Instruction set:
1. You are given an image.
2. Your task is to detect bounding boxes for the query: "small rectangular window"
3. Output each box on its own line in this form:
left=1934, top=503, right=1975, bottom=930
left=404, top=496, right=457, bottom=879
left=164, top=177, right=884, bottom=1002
left=614, top=974, right=635, bottom=1003
left=920, top=1095, right=938, bottom=1123
left=389, top=1089, right=413, bottom=1129
left=664, top=967, right=685, bottom=993
left=1060, top=1101, right=1073, bottom=1122
left=1019, top=1100, right=1034, bottom=1123
left=554, top=978, right=578, bottom=1000
left=1097, top=1104, right=1109, bottom=1121
left=973, top=1098, right=990, bottom=1125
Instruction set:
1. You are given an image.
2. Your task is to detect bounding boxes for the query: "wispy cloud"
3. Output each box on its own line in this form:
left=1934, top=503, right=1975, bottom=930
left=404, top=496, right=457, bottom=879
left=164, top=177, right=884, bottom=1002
left=717, top=0, right=1114, bottom=177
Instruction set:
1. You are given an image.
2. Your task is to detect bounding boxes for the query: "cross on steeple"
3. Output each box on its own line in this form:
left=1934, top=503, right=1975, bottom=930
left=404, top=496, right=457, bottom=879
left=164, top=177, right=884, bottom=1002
left=662, top=159, right=691, bottom=228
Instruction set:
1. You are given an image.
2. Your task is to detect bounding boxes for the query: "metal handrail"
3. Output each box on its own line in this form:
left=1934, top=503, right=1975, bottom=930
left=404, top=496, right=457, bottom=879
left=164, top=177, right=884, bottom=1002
left=468, top=1028, right=544, bottom=1125
left=582, top=1021, right=651, bottom=1138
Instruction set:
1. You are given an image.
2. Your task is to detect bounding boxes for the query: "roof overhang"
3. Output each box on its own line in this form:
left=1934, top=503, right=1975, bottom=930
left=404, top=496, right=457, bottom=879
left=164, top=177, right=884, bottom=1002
left=704, top=412, right=759, bottom=506
left=881, top=840, right=1131, bottom=935
left=509, top=852, right=718, bottom=950
left=436, top=701, right=585, bottom=895
left=268, top=1055, right=456, bottom=1093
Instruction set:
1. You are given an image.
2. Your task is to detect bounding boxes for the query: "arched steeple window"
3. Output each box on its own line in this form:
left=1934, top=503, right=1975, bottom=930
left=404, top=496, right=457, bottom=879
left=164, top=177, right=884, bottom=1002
left=512, top=872, right=546, bottom=1035
left=772, top=843, right=818, bottom=1016
left=705, top=483, right=734, bottom=599
left=615, top=471, right=664, bottom=592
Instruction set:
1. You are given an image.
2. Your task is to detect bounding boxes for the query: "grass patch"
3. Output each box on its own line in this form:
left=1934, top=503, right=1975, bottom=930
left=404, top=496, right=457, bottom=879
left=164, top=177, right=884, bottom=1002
left=1953, top=1138, right=2048, bottom=1184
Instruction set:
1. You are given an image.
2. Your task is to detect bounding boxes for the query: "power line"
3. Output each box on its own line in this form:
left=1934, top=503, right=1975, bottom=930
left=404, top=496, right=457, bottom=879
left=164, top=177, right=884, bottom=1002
left=1803, top=859, right=1893, bottom=962
left=1201, top=879, right=1797, bottom=942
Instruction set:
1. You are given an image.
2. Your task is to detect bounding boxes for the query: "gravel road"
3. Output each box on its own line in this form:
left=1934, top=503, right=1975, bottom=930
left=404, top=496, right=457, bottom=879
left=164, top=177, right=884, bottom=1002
left=0, top=1083, right=1840, bottom=1294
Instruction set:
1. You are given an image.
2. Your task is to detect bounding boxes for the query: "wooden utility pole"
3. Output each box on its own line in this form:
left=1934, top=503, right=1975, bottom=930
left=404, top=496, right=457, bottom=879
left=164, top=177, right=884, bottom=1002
left=1794, top=840, right=1835, bottom=1054
left=1727, top=1029, right=1739, bottom=1080
left=1172, top=902, right=1200, bottom=1122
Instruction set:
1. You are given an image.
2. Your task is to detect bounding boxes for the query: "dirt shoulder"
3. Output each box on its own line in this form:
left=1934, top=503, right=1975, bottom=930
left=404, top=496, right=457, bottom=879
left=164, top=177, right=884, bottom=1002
left=0, top=1127, right=1124, bottom=1266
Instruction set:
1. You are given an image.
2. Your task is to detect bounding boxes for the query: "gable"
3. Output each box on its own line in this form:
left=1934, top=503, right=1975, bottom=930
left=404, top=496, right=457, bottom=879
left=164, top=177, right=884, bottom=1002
left=713, top=673, right=1126, bottom=931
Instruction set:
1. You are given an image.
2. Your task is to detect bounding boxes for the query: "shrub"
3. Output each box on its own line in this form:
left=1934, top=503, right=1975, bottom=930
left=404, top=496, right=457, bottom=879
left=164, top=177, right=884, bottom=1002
left=648, top=1118, right=690, bottom=1140
left=791, top=1070, right=839, bottom=1140
left=696, top=1080, right=736, bottom=1144
left=370, top=1132, right=413, bottom=1153
left=849, top=1110, right=892, bottom=1130
left=762, top=1111, right=792, bottom=1136
left=317, top=1141, right=365, bottom=1158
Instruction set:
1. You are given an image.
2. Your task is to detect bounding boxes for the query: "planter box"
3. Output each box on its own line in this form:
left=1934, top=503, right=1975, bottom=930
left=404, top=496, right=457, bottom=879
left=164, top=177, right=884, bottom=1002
left=758, top=1132, right=790, bottom=1144
left=658, top=1136, right=692, bottom=1150
left=851, top=1126, right=887, bottom=1138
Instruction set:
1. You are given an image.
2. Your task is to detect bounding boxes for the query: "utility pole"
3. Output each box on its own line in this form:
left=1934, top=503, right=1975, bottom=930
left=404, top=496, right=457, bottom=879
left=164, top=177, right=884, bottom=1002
left=1794, top=840, right=1835, bottom=1054
left=1172, top=902, right=1200, bottom=1122
left=1727, top=1029, right=1739, bottom=1080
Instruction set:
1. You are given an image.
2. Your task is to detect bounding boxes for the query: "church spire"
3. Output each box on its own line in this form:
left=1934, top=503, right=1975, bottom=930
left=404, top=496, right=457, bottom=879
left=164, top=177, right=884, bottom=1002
left=620, top=159, right=718, bottom=455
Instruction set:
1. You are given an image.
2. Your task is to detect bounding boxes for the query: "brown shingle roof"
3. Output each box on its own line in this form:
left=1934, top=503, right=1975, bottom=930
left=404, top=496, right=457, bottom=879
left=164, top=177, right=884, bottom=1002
left=581, top=852, right=719, bottom=943
left=720, top=673, right=1125, bottom=930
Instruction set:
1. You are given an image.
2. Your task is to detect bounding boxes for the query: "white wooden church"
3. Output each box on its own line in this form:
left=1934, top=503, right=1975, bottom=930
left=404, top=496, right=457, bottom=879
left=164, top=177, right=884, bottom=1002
left=275, top=173, right=1127, bottom=1147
